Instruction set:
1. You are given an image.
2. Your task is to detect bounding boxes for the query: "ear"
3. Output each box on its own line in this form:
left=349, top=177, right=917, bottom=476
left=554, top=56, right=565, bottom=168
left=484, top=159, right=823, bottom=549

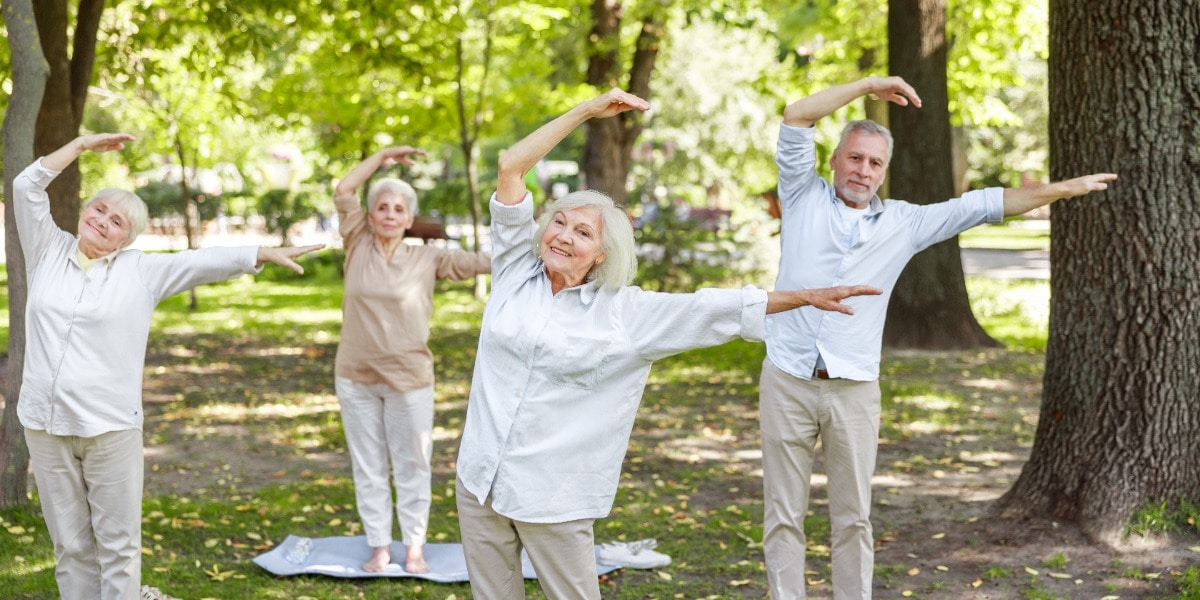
left=595, top=253, right=607, bottom=266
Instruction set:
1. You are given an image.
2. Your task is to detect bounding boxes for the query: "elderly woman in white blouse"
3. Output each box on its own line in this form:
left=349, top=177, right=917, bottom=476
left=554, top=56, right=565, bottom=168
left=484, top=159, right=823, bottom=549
left=454, top=90, right=882, bottom=599
left=13, top=133, right=320, bottom=600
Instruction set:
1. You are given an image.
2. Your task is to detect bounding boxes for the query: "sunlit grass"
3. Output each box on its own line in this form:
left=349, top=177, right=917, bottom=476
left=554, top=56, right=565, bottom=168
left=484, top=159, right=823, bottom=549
left=959, top=221, right=1051, bottom=250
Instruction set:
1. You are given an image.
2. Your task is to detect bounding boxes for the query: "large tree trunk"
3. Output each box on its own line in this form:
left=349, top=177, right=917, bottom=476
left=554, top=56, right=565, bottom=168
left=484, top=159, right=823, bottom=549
left=582, top=0, right=660, bottom=204
left=996, top=0, right=1200, bottom=546
left=882, top=0, right=999, bottom=349
left=1, top=0, right=50, bottom=508
left=32, top=0, right=105, bottom=232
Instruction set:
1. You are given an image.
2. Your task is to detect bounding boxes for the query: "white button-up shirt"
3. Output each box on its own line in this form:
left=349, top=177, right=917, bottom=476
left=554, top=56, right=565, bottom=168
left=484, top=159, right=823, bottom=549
left=765, top=124, right=1004, bottom=381
left=14, top=159, right=261, bottom=437
left=457, top=193, right=768, bottom=523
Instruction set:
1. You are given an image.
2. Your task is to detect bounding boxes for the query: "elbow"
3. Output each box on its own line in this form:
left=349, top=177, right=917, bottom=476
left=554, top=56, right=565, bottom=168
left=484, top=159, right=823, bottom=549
left=497, top=149, right=524, bottom=181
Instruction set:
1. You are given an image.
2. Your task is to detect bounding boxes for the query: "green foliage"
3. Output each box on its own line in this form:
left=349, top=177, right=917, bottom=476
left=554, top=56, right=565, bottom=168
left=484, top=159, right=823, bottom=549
left=964, top=277, right=1049, bottom=351
left=1041, top=551, right=1069, bottom=569
left=134, top=181, right=223, bottom=223
left=634, top=215, right=743, bottom=292
left=1175, top=566, right=1200, bottom=600
left=256, top=188, right=319, bottom=246
left=1127, top=499, right=1200, bottom=537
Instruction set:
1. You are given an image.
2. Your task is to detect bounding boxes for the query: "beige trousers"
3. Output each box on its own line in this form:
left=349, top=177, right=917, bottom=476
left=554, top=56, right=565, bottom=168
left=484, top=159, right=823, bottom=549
left=456, top=479, right=600, bottom=599
left=335, top=377, right=435, bottom=548
left=759, top=358, right=881, bottom=600
left=26, top=428, right=144, bottom=600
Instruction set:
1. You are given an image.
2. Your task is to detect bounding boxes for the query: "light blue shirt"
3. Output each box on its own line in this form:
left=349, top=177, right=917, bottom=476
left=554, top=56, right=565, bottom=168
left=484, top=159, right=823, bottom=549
left=457, top=193, right=768, bottom=523
left=765, top=124, right=1004, bottom=381
left=14, top=159, right=262, bottom=437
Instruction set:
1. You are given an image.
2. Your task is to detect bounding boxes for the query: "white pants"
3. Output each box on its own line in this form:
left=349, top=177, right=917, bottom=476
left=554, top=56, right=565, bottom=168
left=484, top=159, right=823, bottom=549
left=759, top=358, right=881, bottom=600
left=335, top=377, right=434, bottom=548
left=26, top=428, right=143, bottom=600
left=456, top=480, right=600, bottom=600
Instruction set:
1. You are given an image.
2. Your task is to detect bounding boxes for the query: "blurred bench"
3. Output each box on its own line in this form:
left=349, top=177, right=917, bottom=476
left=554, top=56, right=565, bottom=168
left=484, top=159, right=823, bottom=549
left=688, top=207, right=732, bottom=233
left=406, top=215, right=455, bottom=244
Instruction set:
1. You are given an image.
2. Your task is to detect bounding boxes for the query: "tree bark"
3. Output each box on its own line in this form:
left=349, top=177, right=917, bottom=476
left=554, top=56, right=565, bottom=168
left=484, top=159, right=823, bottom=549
left=882, top=0, right=999, bottom=349
left=32, top=0, right=105, bottom=233
left=1, top=0, right=50, bottom=508
left=996, top=0, right=1200, bottom=546
left=583, top=0, right=660, bottom=205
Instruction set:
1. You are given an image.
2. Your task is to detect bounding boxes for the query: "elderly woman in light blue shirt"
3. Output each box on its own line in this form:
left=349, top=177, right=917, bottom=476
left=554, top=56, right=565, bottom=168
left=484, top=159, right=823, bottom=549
left=14, top=133, right=320, bottom=600
left=454, top=90, right=882, bottom=599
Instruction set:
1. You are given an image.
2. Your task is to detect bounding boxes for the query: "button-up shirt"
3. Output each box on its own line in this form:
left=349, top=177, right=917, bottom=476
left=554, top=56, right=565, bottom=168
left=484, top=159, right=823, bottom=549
left=765, top=124, right=1004, bottom=381
left=333, top=191, right=490, bottom=391
left=14, top=159, right=261, bottom=437
left=457, top=193, right=768, bottom=523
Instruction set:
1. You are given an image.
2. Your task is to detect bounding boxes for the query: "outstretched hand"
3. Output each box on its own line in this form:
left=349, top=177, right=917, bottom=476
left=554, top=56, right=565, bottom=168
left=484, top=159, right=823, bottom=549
left=78, top=133, right=136, bottom=153
left=582, top=88, right=651, bottom=120
left=1049, top=173, right=1118, bottom=199
left=866, top=76, right=922, bottom=109
left=256, top=244, right=325, bottom=274
left=804, top=285, right=884, bottom=315
left=379, top=146, right=427, bottom=168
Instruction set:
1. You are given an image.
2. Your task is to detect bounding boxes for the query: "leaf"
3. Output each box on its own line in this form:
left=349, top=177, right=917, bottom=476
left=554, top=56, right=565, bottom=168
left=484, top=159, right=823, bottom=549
left=657, top=571, right=672, bottom=581
left=1024, top=567, right=1039, bottom=576
left=936, top=565, right=949, bottom=571
left=907, top=568, right=920, bottom=576
left=931, top=532, right=945, bottom=539
left=971, top=579, right=983, bottom=588
left=1048, top=572, right=1071, bottom=579
left=902, top=591, right=914, bottom=597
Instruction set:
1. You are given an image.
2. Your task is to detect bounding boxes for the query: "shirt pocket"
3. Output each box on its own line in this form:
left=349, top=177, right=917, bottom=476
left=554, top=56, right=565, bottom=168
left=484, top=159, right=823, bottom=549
left=548, top=333, right=614, bottom=390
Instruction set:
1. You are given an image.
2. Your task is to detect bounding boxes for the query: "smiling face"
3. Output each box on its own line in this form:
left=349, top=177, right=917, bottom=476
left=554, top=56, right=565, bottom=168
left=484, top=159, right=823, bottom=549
left=368, top=191, right=415, bottom=241
left=540, top=206, right=607, bottom=291
left=830, top=129, right=890, bottom=208
left=77, top=198, right=134, bottom=258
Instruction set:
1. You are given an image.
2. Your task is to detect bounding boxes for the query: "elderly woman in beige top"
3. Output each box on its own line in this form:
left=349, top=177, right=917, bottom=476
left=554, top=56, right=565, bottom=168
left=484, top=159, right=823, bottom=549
left=333, top=145, right=490, bottom=573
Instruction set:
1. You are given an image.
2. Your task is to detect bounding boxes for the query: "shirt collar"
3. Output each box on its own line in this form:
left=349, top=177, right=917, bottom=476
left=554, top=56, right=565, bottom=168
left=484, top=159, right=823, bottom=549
left=829, top=193, right=887, bottom=216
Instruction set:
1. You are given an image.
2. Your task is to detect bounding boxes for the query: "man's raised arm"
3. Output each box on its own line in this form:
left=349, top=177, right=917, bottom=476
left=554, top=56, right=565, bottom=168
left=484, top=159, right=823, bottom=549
left=782, top=76, right=923, bottom=128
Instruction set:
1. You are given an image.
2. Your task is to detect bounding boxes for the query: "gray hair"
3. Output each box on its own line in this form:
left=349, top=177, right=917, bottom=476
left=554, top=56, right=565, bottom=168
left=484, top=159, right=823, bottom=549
left=835, top=119, right=894, bottom=164
left=535, top=190, right=637, bottom=290
left=367, top=178, right=418, bottom=214
left=87, top=188, right=147, bottom=243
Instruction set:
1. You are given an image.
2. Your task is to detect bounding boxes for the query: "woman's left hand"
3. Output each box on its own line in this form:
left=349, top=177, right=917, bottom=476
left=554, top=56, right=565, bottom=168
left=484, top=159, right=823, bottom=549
left=256, top=244, right=326, bottom=274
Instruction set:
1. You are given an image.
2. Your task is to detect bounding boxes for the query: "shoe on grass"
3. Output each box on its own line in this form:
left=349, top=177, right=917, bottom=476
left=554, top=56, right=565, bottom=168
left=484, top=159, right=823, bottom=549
left=597, top=538, right=671, bottom=568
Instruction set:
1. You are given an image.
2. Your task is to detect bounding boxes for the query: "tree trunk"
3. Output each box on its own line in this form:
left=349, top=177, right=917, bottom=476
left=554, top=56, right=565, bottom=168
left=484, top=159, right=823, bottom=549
left=995, top=0, right=1200, bottom=546
left=882, top=0, right=999, bottom=349
left=173, top=135, right=199, bottom=310
left=583, top=0, right=660, bottom=204
left=1, top=0, right=50, bottom=508
left=32, top=0, right=105, bottom=232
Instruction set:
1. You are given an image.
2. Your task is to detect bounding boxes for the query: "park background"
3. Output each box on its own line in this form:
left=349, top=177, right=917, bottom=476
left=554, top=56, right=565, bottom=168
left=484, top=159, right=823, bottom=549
left=0, top=0, right=1198, bottom=598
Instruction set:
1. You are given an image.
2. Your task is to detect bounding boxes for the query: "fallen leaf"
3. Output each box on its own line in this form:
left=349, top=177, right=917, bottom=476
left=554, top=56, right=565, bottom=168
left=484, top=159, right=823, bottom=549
left=907, top=568, right=920, bottom=576
left=1048, top=572, right=1072, bottom=579
left=657, top=571, right=672, bottom=581
left=936, top=565, right=949, bottom=572
left=902, top=591, right=913, bottom=597
left=1024, top=567, right=1039, bottom=576
left=971, top=579, right=982, bottom=588
left=931, top=532, right=945, bottom=539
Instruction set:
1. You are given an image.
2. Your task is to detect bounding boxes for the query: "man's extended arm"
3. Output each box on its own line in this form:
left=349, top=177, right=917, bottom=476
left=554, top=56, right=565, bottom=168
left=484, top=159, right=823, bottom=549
left=783, top=77, right=922, bottom=128
left=1003, top=173, right=1118, bottom=216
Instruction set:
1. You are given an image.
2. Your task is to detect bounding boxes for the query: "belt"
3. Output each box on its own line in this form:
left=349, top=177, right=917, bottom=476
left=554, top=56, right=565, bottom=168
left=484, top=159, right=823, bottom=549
left=813, top=368, right=831, bottom=380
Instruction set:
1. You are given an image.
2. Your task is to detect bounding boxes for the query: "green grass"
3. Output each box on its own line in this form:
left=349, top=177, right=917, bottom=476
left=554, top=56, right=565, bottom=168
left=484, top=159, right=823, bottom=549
left=958, top=221, right=1051, bottom=250
left=0, top=260, right=1060, bottom=598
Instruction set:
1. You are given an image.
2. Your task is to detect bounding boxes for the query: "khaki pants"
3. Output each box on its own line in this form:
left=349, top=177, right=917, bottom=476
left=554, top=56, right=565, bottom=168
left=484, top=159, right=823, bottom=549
left=336, top=377, right=435, bottom=548
left=456, top=480, right=600, bottom=600
left=26, top=428, right=144, bottom=600
left=759, top=358, right=880, bottom=600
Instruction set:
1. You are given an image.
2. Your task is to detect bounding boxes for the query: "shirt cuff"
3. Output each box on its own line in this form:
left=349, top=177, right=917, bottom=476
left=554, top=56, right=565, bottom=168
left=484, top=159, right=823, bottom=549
left=982, top=188, right=1005, bottom=224
left=739, top=285, right=769, bottom=342
left=26, top=158, right=62, bottom=185
left=779, top=122, right=817, bottom=142
left=489, top=191, right=534, bottom=225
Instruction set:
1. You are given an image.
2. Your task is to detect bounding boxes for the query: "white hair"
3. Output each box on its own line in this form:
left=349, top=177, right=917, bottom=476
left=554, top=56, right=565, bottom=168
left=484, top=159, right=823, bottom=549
left=367, top=178, right=418, bottom=213
left=86, top=188, right=147, bottom=243
left=836, top=119, right=894, bottom=163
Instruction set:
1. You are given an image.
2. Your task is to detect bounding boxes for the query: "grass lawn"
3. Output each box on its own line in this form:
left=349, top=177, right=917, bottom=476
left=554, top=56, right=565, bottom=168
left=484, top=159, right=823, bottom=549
left=958, top=221, right=1051, bottom=251
left=1, top=255, right=1197, bottom=599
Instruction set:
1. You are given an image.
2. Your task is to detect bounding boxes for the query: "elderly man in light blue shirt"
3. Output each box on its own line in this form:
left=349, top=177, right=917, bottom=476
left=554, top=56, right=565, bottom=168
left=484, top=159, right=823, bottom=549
left=760, top=76, right=1117, bottom=599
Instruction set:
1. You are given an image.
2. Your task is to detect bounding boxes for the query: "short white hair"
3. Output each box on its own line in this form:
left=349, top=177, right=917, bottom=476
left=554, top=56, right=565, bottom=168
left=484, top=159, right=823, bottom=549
left=836, top=119, right=894, bottom=163
left=535, top=190, right=637, bottom=290
left=367, top=178, right=418, bottom=213
left=86, top=188, right=147, bottom=243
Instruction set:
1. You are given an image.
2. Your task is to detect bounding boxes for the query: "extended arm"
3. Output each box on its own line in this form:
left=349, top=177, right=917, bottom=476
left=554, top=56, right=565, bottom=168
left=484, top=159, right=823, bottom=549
left=41, top=133, right=136, bottom=171
left=783, top=77, right=922, bottom=128
left=334, top=146, right=426, bottom=198
left=256, top=244, right=326, bottom=274
left=766, top=286, right=883, bottom=315
left=495, top=88, right=650, bottom=205
left=1002, top=173, right=1118, bottom=216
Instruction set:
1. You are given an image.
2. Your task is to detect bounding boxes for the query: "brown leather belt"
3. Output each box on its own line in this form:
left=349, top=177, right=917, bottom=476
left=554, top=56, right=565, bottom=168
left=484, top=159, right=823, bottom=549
left=814, top=368, right=831, bottom=380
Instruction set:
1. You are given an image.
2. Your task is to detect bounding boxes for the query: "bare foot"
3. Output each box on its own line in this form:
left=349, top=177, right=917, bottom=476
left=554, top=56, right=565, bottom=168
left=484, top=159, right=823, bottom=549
left=362, top=546, right=391, bottom=573
left=405, top=544, right=430, bottom=574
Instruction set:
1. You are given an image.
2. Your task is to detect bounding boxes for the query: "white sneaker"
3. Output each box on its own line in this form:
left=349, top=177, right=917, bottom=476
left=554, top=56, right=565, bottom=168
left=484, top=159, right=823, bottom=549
left=140, top=585, right=179, bottom=600
left=597, top=538, right=671, bottom=568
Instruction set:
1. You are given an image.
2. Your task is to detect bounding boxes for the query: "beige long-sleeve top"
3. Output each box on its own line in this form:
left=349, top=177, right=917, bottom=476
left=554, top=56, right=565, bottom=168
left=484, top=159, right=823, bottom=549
left=333, top=192, right=490, bottom=392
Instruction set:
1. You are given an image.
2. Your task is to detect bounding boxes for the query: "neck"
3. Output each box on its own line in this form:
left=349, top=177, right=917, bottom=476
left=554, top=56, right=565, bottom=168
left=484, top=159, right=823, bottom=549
left=78, top=240, right=114, bottom=260
left=547, top=269, right=586, bottom=295
left=375, top=234, right=405, bottom=257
